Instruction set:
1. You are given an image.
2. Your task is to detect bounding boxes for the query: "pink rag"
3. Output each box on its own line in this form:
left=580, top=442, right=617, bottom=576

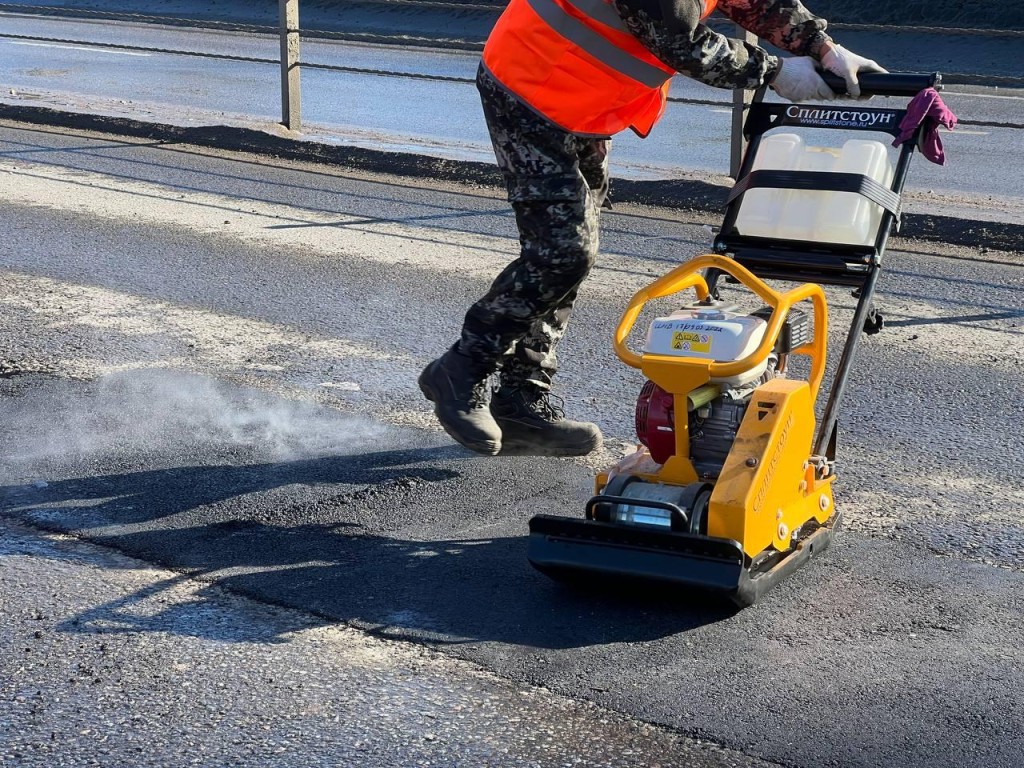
left=892, top=88, right=958, bottom=165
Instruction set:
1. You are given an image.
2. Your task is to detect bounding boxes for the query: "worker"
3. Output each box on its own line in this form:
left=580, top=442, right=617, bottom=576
left=419, top=0, right=885, bottom=457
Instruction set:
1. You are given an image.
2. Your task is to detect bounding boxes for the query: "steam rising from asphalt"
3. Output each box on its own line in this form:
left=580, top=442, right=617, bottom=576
left=1, top=370, right=384, bottom=471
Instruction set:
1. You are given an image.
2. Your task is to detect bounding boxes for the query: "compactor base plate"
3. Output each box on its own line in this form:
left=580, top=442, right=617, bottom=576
left=527, top=514, right=836, bottom=606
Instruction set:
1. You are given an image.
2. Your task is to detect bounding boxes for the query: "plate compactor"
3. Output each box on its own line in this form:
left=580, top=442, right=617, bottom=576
left=528, top=72, right=943, bottom=606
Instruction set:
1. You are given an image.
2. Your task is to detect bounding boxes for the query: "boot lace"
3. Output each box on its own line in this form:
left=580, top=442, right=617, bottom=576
left=524, top=388, right=565, bottom=421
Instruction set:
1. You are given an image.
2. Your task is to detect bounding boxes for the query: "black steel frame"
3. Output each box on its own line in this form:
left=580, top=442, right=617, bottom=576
left=707, top=72, right=940, bottom=460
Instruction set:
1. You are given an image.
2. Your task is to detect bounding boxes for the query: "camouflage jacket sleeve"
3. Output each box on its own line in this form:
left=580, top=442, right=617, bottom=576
left=716, top=0, right=830, bottom=58
left=611, top=0, right=830, bottom=90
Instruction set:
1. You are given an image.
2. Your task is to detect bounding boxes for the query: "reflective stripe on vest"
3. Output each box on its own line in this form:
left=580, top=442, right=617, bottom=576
left=526, top=0, right=672, bottom=88
left=483, top=0, right=720, bottom=137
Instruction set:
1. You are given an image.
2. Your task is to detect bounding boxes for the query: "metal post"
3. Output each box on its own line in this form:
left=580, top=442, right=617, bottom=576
left=279, top=0, right=301, bottom=131
left=730, top=28, right=758, bottom=180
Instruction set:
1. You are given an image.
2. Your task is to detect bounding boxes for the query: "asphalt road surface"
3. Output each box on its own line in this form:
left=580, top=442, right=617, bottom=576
left=2, top=515, right=768, bottom=768
left=1, top=122, right=1023, bottom=767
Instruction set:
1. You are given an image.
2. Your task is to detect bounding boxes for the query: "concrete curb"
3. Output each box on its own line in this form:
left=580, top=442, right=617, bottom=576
left=3, top=103, right=1021, bottom=254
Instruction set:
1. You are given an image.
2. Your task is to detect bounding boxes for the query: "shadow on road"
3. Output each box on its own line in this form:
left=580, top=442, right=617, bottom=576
left=1, top=447, right=735, bottom=650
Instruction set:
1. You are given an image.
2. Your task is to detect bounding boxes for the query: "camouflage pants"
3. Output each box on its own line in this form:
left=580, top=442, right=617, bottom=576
left=458, top=63, right=610, bottom=390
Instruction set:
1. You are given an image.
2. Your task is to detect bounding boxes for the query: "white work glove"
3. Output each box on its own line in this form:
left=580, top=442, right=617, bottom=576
left=820, top=43, right=888, bottom=99
left=770, top=56, right=835, bottom=103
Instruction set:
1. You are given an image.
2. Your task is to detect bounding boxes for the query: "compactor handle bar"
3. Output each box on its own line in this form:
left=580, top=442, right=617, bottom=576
left=614, top=254, right=829, bottom=401
left=820, top=71, right=942, bottom=98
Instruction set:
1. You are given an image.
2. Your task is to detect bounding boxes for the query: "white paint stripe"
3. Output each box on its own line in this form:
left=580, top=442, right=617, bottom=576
left=11, top=41, right=151, bottom=57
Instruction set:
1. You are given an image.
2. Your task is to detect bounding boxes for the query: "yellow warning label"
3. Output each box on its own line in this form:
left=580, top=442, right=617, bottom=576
left=671, top=331, right=712, bottom=353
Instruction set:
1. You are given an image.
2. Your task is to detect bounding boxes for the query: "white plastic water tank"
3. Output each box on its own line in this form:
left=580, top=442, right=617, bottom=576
left=644, top=307, right=769, bottom=387
left=734, top=134, right=894, bottom=246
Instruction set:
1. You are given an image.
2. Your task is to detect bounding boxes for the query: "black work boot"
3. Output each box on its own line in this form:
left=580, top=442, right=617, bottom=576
left=418, top=347, right=502, bottom=456
left=490, top=383, right=602, bottom=457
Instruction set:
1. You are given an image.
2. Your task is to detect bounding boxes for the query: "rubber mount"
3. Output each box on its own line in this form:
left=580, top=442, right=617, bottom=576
left=863, top=308, right=884, bottom=335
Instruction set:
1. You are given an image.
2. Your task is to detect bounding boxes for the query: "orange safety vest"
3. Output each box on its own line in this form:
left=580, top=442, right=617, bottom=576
left=482, top=0, right=719, bottom=138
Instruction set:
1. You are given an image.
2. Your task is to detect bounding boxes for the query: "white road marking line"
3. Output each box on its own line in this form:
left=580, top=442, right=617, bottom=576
left=11, top=41, right=151, bottom=57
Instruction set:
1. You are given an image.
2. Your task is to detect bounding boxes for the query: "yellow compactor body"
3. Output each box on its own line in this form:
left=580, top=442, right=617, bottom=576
left=528, top=255, right=838, bottom=606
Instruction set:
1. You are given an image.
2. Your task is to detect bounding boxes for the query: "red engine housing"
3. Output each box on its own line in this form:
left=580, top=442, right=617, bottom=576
left=635, top=380, right=676, bottom=465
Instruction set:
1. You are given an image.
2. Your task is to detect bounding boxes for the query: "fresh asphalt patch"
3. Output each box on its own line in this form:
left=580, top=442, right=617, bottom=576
left=2, top=371, right=1022, bottom=768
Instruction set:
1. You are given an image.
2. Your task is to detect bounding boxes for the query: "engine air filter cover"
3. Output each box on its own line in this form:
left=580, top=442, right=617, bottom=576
left=644, top=305, right=768, bottom=387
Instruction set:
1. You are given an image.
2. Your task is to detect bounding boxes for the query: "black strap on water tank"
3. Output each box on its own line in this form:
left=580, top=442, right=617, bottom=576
left=726, top=170, right=902, bottom=218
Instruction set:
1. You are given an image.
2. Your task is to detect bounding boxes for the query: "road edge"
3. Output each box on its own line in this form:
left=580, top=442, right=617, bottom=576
left=3, top=103, right=1021, bottom=254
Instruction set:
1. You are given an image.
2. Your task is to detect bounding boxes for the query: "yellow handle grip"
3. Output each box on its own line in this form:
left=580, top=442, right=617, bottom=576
left=614, top=269, right=710, bottom=369
left=614, top=254, right=828, bottom=400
